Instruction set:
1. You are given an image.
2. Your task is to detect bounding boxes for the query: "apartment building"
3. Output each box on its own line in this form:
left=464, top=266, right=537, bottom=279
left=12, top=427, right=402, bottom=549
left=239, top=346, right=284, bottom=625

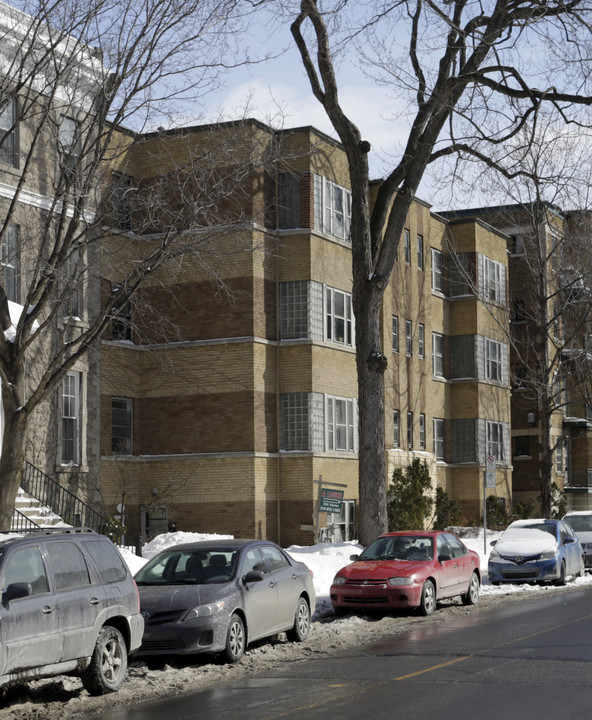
left=99, top=120, right=512, bottom=545
left=441, top=203, right=592, bottom=515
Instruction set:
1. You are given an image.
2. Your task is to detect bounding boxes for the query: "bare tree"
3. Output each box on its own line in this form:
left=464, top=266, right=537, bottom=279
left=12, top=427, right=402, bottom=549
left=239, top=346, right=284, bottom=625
left=290, top=0, right=592, bottom=544
left=0, top=0, right=267, bottom=529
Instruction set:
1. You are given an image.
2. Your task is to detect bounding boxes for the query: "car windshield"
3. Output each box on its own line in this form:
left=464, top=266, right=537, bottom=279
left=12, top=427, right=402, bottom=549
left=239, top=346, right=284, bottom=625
left=518, top=523, right=556, bottom=536
left=565, top=515, right=592, bottom=532
left=359, top=536, right=434, bottom=561
left=135, top=548, right=239, bottom=585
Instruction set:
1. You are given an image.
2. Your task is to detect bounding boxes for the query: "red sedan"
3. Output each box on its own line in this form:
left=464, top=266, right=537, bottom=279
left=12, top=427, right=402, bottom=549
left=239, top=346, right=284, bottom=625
left=330, top=530, right=481, bottom=616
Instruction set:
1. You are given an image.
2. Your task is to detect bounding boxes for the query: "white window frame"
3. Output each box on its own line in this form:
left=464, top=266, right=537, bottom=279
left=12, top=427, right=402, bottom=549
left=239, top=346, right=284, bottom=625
left=431, top=248, right=444, bottom=293
left=433, top=418, right=445, bottom=460
left=418, top=323, right=425, bottom=359
left=326, top=396, right=357, bottom=453
left=485, top=338, right=502, bottom=382
left=487, top=420, right=504, bottom=462
left=405, top=320, right=412, bottom=356
left=407, top=411, right=413, bottom=449
left=484, top=257, right=503, bottom=303
left=392, top=316, right=399, bottom=353
left=419, top=413, right=425, bottom=449
left=61, top=371, right=80, bottom=465
left=393, top=410, right=399, bottom=447
left=0, top=97, right=17, bottom=167
left=404, top=229, right=411, bottom=265
left=417, top=234, right=424, bottom=270
left=314, top=174, right=351, bottom=242
left=432, top=332, right=444, bottom=377
left=325, top=286, right=353, bottom=346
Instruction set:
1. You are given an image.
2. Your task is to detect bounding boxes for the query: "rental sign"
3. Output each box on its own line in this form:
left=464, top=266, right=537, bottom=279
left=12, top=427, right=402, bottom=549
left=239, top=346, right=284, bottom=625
left=319, top=488, right=344, bottom=513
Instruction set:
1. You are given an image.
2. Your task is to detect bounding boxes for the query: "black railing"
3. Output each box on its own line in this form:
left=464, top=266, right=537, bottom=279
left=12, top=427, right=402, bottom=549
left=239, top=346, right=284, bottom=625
left=11, top=508, right=41, bottom=532
left=22, top=462, right=117, bottom=538
left=566, top=469, right=592, bottom=488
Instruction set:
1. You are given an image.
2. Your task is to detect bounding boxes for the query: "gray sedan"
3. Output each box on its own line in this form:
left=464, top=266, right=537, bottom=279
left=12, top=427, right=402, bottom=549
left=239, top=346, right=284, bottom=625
left=134, top=539, right=315, bottom=663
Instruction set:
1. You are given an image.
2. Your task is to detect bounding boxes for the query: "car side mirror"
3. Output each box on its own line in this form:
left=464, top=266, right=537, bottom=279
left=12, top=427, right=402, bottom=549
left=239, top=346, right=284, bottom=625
left=349, top=554, right=360, bottom=561
left=243, top=570, right=264, bottom=584
left=3, top=582, right=32, bottom=603
left=490, top=540, right=497, bottom=547
left=438, top=552, right=452, bottom=563
left=564, top=537, right=575, bottom=545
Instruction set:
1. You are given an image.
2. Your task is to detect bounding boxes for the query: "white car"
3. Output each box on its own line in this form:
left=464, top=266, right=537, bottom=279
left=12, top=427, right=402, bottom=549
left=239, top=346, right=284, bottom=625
left=563, top=512, right=592, bottom=569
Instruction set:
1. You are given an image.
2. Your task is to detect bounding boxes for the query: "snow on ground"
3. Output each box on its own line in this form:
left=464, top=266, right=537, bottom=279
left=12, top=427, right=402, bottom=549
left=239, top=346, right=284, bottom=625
left=117, top=526, right=592, bottom=618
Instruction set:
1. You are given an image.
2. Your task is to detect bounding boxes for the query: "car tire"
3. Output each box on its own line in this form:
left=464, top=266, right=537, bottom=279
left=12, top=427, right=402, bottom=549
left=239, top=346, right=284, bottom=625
left=462, top=571, right=480, bottom=606
left=81, top=626, right=128, bottom=696
left=419, top=579, right=436, bottom=616
left=222, top=613, right=246, bottom=663
left=554, top=561, right=566, bottom=586
left=286, top=596, right=311, bottom=642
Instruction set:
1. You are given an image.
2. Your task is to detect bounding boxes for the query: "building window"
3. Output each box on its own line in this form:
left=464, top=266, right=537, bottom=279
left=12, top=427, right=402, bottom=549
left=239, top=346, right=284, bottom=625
left=64, top=247, right=83, bottom=319
left=392, top=316, right=398, bottom=352
left=325, top=287, right=353, bottom=346
left=434, top=418, right=445, bottom=460
left=61, top=371, right=80, bottom=465
left=112, top=398, right=133, bottom=454
left=418, top=324, right=425, bottom=359
left=0, top=97, right=17, bottom=167
left=2, top=225, right=19, bottom=302
left=514, top=436, right=530, bottom=457
left=432, top=332, right=444, bottom=377
left=393, top=410, right=399, bottom=447
left=417, top=234, right=424, bottom=270
left=484, top=257, right=503, bottom=303
left=431, top=248, right=443, bottom=293
left=404, top=229, right=411, bottom=265
left=487, top=420, right=504, bottom=462
left=485, top=339, right=502, bottom=382
left=111, top=285, right=133, bottom=341
left=419, top=413, right=425, bottom=449
left=510, top=234, right=524, bottom=255
left=405, top=320, right=412, bottom=356
left=59, top=116, right=80, bottom=177
left=407, top=411, right=413, bottom=449
left=556, top=436, right=567, bottom=473
left=314, top=175, right=351, bottom=242
left=327, top=396, right=357, bottom=453
left=111, top=172, right=134, bottom=231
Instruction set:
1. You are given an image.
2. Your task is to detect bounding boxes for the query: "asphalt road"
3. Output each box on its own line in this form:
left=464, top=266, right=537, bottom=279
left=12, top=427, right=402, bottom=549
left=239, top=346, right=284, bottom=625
left=99, top=588, right=592, bottom=720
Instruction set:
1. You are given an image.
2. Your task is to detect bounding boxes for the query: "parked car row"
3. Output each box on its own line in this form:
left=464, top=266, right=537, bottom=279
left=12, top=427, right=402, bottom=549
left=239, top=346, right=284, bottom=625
left=0, top=532, right=315, bottom=696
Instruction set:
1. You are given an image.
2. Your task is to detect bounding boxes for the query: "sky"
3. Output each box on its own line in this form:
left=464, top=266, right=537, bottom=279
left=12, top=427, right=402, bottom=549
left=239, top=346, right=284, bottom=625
left=119, top=528, right=592, bottom=619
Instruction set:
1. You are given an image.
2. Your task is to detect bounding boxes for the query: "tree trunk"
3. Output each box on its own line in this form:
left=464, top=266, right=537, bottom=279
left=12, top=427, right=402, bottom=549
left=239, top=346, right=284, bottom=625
left=0, top=403, right=27, bottom=531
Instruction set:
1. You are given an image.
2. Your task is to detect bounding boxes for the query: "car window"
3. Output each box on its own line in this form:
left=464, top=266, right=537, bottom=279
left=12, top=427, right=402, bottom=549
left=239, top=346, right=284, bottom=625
left=242, top=547, right=267, bottom=575
left=83, top=540, right=128, bottom=583
left=260, top=545, right=290, bottom=571
left=444, top=534, right=467, bottom=558
left=1, top=546, right=49, bottom=595
left=46, top=542, right=91, bottom=591
left=436, top=535, right=452, bottom=559
left=565, top=515, right=592, bottom=532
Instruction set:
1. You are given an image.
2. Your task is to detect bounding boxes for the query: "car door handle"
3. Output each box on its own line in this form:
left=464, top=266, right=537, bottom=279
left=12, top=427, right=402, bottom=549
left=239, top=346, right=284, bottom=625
left=41, top=605, right=54, bottom=614
left=89, top=597, right=100, bottom=605
left=268, top=581, right=277, bottom=588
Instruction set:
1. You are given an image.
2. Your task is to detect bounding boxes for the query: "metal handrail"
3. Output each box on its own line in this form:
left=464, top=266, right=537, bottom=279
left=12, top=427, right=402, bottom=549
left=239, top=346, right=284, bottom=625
left=22, top=461, right=119, bottom=539
left=10, top=509, right=42, bottom=533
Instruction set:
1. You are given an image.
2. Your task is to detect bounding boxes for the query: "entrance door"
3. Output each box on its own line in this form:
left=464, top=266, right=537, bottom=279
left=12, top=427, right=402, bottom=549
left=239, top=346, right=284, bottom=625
left=141, top=505, right=168, bottom=541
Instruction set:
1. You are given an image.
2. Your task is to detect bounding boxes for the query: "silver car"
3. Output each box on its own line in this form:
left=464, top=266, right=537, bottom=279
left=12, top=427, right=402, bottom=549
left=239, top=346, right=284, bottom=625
left=563, top=512, right=592, bottom=568
left=134, top=539, right=315, bottom=663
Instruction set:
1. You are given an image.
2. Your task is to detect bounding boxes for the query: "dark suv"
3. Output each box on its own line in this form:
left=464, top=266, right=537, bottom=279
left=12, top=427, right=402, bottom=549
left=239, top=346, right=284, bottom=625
left=0, top=528, right=143, bottom=694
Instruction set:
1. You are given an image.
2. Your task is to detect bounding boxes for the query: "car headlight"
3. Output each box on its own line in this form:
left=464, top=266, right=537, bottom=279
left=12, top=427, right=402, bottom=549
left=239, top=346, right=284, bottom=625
left=489, top=549, right=500, bottom=559
left=332, top=576, right=347, bottom=586
left=539, top=550, right=556, bottom=559
left=182, top=600, right=225, bottom=621
left=388, top=577, right=413, bottom=586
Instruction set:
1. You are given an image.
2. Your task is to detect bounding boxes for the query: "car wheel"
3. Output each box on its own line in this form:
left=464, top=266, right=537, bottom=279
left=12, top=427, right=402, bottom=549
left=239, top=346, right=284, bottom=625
left=81, top=626, right=128, bottom=696
left=462, top=571, right=480, bottom=606
left=286, top=596, right=311, bottom=642
left=554, top=561, right=566, bottom=586
left=222, top=614, right=246, bottom=663
left=419, top=579, right=436, bottom=616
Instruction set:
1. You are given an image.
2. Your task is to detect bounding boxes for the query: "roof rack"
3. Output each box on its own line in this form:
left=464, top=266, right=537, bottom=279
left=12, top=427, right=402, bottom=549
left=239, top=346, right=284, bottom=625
left=0, top=527, right=96, bottom=536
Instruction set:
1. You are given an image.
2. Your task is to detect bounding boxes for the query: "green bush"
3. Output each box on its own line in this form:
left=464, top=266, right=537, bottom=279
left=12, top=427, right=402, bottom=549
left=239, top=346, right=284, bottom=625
left=387, top=459, right=433, bottom=530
